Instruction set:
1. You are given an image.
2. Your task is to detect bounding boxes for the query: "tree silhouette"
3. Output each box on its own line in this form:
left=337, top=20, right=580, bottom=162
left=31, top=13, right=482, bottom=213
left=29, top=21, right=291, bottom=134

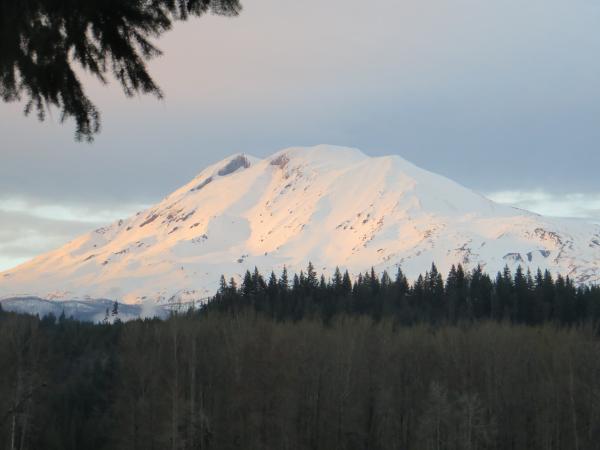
left=0, top=0, right=242, bottom=141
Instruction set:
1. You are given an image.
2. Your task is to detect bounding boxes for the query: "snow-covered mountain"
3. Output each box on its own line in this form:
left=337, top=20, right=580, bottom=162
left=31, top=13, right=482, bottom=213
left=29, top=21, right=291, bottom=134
left=2, top=145, right=600, bottom=306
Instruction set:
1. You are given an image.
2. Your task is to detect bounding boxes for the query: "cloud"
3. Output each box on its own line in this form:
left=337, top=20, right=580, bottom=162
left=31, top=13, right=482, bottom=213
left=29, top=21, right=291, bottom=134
left=0, top=197, right=146, bottom=271
left=0, top=197, right=147, bottom=224
left=487, top=191, right=600, bottom=223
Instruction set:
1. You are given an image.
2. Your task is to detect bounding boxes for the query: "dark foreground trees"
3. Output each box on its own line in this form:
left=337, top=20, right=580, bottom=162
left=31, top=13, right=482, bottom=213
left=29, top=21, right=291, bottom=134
left=1, top=306, right=600, bottom=450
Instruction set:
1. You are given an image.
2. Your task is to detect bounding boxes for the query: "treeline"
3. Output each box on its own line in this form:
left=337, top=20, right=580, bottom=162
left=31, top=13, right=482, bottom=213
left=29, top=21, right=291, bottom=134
left=1, top=308, right=600, bottom=450
left=207, top=262, right=600, bottom=326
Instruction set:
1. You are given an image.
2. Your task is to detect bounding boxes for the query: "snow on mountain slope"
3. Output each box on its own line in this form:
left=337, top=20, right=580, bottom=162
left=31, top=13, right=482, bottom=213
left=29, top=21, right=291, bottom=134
left=2, top=145, right=600, bottom=305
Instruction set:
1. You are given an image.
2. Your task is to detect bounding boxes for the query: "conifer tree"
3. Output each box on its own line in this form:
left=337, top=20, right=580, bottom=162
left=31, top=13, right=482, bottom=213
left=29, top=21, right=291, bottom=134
left=111, top=301, right=119, bottom=317
left=267, top=272, right=279, bottom=316
left=319, top=275, right=327, bottom=291
left=252, top=267, right=266, bottom=293
left=428, top=263, right=445, bottom=319
left=242, top=270, right=253, bottom=298
left=395, top=267, right=409, bottom=297
left=332, top=267, right=343, bottom=294
left=513, top=266, right=529, bottom=322
left=380, top=270, right=391, bottom=289
left=341, top=270, right=353, bottom=296
left=542, top=269, right=555, bottom=320
left=306, top=262, right=318, bottom=289
left=268, top=272, right=278, bottom=293
left=299, top=271, right=306, bottom=289
left=218, top=275, right=228, bottom=295
left=279, top=266, right=289, bottom=292
left=413, top=274, right=425, bottom=318
left=229, top=277, right=238, bottom=293
left=369, top=267, right=380, bottom=294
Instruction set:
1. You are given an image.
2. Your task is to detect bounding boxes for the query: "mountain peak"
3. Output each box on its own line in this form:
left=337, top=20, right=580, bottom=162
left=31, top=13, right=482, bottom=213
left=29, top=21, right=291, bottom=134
left=273, top=144, right=367, bottom=159
left=268, top=145, right=368, bottom=170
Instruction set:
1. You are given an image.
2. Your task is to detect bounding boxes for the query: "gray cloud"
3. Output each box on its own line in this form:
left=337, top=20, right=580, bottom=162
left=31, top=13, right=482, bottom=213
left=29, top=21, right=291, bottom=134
left=0, top=211, right=92, bottom=270
left=0, top=200, right=144, bottom=271
left=487, top=191, right=600, bottom=223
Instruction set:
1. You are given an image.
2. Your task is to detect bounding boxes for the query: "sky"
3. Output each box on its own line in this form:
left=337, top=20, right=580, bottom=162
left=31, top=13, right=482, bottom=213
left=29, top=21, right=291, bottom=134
left=1, top=0, right=600, bottom=271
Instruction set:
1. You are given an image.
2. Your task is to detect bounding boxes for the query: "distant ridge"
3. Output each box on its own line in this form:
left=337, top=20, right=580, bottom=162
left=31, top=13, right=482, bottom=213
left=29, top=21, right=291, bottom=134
left=0, top=297, right=169, bottom=322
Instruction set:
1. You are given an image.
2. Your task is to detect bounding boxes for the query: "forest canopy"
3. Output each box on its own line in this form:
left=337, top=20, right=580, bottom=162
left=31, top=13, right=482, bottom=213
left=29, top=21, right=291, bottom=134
left=206, top=262, right=600, bottom=327
left=0, top=0, right=241, bottom=141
